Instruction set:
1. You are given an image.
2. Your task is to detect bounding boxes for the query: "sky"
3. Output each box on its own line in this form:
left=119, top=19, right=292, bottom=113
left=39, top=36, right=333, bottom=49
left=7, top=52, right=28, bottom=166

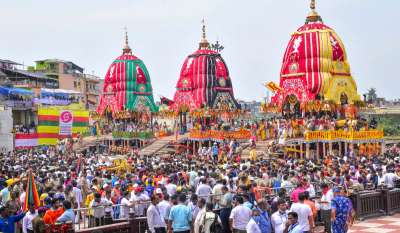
left=1, top=0, right=399, bottom=101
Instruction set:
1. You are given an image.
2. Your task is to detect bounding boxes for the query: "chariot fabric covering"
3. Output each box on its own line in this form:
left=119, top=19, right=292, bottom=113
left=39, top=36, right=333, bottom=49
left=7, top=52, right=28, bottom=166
left=271, top=2, right=360, bottom=106
left=172, top=23, right=239, bottom=112
left=97, top=33, right=158, bottom=114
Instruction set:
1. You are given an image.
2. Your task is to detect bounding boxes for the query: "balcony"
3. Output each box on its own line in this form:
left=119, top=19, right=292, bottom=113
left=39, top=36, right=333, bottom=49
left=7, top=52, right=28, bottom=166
left=4, top=100, right=33, bottom=110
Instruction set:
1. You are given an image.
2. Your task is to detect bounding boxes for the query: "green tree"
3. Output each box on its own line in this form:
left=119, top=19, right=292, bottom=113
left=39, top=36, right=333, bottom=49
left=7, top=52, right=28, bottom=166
left=367, top=88, right=378, bottom=103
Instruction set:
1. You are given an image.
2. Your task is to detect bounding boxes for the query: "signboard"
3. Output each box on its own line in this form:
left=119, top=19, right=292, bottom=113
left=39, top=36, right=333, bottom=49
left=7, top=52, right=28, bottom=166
left=59, top=110, right=73, bottom=135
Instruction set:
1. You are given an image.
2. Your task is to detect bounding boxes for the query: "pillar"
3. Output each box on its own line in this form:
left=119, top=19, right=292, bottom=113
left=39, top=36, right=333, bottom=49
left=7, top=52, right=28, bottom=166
left=381, top=141, right=385, bottom=155
left=316, top=142, right=320, bottom=161
left=300, top=143, right=304, bottom=159
left=306, top=143, right=310, bottom=159
left=329, top=142, right=333, bottom=155
left=193, top=141, right=196, bottom=155
left=338, top=142, right=342, bottom=156
left=344, top=142, right=348, bottom=155
left=323, top=142, right=326, bottom=158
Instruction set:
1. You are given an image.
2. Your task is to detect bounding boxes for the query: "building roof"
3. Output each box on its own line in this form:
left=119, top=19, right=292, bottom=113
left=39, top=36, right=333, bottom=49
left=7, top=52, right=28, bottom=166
left=0, top=86, right=33, bottom=96
left=35, top=59, right=84, bottom=73
left=1, top=68, right=57, bottom=81
left=0, top=59, right=22, bottom=66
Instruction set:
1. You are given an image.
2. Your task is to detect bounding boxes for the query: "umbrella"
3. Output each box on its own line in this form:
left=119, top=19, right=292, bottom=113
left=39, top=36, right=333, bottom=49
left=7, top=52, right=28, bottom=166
left=23, top=171, right=40, bottom=211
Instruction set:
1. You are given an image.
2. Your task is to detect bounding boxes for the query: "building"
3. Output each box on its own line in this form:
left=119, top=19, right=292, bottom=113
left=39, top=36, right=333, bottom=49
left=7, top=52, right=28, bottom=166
left=238, top=100, right=261, bottom=115
left=1, top=59, right=57, bottom=90
left=32, top=59, right=102, bottom=109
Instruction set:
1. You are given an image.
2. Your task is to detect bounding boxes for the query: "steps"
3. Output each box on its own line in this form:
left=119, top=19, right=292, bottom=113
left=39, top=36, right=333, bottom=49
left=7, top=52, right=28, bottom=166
left=241, top=140, right=273, bottom=159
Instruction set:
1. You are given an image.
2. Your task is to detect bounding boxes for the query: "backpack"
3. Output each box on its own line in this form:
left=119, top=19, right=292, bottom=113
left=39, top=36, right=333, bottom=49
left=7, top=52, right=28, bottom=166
left=209, top=213, right=222, bottom=233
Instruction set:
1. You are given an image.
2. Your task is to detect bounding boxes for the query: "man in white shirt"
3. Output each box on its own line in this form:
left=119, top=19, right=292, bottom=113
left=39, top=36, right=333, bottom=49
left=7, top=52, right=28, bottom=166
left=271, top=199, right=288, bottom=233
left=319, top=184, right=333, bottom=233
left=157, top=193, right=171, bottom=222
left=165, top=181, right=177, bottom=197
left=284, top=212, right=303, bottom=233
left=196, top=178, right=212, bottom=201
left=147, top=195, right=167, bottom=233
left=90, top=193, right=111, bottom=227
left=229, top=196, right=252, bottom=233
left=23, top=204, right=37, bottom=233
left=383, top=169, right=399, bottom=188
left=120, top=191, right=132, bottom=219
left=289, top=193, right=314, bottom=233
left=130, top=186, right=150, bottom=216
left=212, top=179, right=224, bottom=207
left=246, top=209, right=261, bottom=233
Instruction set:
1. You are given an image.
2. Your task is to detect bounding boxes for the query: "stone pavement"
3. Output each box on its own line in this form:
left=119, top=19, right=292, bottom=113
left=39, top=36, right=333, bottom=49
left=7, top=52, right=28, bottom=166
left=348, top=214, right=400, bottom=233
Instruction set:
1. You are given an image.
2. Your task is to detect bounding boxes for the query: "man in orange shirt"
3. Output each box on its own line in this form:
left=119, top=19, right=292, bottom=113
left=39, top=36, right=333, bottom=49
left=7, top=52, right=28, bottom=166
left=303, top=191, right=317, bottom=218
left=43, top=198, right=64, bottom=225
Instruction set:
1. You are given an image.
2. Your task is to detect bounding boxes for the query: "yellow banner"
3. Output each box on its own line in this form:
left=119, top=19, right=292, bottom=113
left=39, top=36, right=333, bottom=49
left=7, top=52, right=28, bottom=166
left=305, top=130, right=384, bottom=142
left=189, top=129, right=251, bottom=141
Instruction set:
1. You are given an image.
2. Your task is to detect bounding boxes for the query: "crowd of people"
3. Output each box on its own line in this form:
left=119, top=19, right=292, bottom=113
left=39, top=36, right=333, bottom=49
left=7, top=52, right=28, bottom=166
left=0, top=133, right=399, bottom=233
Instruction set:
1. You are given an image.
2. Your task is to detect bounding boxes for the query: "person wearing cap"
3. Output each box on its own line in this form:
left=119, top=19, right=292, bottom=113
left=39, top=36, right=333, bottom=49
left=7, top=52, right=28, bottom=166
left=130, top=185, right=150, bottom=217
left=32, top=207, right=47, bottom=233
left=0, top=205, right=25, bottom=233
left=331, top=187, right=353, bottom=233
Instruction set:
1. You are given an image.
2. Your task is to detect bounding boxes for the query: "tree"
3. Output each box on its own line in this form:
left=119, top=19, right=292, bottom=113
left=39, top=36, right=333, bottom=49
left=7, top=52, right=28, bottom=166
left=366, top=88, right=378, bottom=103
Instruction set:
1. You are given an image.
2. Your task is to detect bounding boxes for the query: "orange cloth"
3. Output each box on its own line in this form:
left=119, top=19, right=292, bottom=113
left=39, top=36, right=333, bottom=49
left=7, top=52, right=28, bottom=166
left=43, top=207, right=64, bottom=224
left=304, top=200, right=318, bottom=218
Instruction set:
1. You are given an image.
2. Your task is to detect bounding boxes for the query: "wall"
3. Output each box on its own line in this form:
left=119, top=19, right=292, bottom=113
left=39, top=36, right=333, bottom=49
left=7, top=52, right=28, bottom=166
left=59, top=73, right=78, bottom=92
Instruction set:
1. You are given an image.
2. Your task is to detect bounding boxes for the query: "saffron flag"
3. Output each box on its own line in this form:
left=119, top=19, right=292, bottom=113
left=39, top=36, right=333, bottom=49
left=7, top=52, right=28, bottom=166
left=23, top=172, right=40, bottom=211
left=265, top=82, right=282, bottom=93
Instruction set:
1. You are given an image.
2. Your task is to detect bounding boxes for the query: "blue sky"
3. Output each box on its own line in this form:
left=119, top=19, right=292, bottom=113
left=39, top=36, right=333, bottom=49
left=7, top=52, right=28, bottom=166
left=1, top=0, right=399, bottom=101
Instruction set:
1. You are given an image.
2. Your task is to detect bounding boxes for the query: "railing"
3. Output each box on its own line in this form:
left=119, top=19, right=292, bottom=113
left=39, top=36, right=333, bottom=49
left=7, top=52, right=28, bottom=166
left=4, top=100, right=33, bottom=109
left=52, top=187, right=400, bottom=233
left=351, top=188, right=400, bottom=220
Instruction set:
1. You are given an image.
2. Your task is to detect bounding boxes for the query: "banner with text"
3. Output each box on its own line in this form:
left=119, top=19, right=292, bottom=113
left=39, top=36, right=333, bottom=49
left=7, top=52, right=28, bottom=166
left=59, top=110, right=73, bottom=135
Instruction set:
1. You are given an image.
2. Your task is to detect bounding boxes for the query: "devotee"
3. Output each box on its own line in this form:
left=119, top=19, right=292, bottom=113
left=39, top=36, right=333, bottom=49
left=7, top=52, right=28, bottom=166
left=147, top=195, right=167, bottom=233
left=289, top=192, right=314, bottom=233
left=229, top=195, right=252, bottom=233
left=22, top=203, right=37, bottom=233
left=32, top=207, right=47, bottom=233
left=271, top=199, right=289, bottom=233
left=284, top=212, right=303, bottom=233
left=331, top=187, right=354, bottom=233
left=168, top=194, right=192, bottom=233
left=56, top=200, right=75, bottom=224
left=319, top=183, right=333, bottom=233
left=0, top=206, right=25, bottom=233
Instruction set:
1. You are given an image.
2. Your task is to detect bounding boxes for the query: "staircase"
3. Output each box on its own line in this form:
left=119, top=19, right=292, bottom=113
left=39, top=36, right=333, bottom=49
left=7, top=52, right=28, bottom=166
left=139, top=134, right=187, bottom=156
left=241, top=140, right=273, bottom=159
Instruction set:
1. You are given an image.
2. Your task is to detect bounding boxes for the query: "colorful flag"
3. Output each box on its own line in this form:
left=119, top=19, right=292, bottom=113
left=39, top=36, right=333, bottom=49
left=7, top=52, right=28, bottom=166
left=265, top=81, right=283, bottom=93
left=23, top=171, right=40, bottom=211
